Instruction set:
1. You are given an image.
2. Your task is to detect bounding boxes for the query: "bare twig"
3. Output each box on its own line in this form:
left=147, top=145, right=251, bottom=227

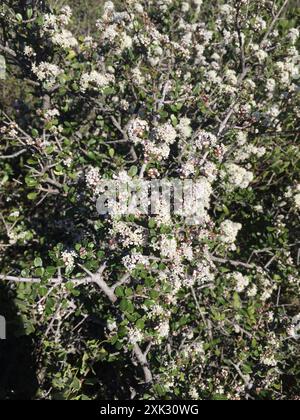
left=79, top=263, right=153, bottom=383
left=260, top=0, right=290, bottom=47
left=217, top=0, right=290, bottom=137
left=112, top=272, right=131, bottom=291
left=0, top=274, right=89, bottom=284
left=210, top=255, right=255, bottom=270
left=0, top=44, right=16, bottom=57
left=132, top=344, right=153, bottom=384
left=0, top=275, right=42, bottom=283
left=0, top=149, right=27, bottom=160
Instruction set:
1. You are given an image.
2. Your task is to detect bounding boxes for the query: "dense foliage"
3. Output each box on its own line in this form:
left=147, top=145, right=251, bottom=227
left=0, top=0, right=299, bottom=400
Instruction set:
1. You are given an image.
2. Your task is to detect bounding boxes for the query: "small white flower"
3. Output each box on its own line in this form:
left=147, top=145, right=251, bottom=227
left=154, top=122, right=177, bottom=145
left=233, top=272, right=250, bottom=293
left=177, top=117, right=192, bottom=139
left=61, top=250, right=77, bottom=272
left=107, top=319, right=117, bottom=332
left=32, top=62, right=62, bottom=88
left=222, top=163, right=254, bottom=190
left=181, top=2, right=190, bottom=13
left=24, top=45, right=35, bottom=57
left=294, top=193, right=300, bottom=209
left=220, top=220, right=242, bottom=249
left=80, top=70, right=115, bottom=93
left=128, top=327, right=144, bottom=344
left=86, top=167, right=101, bottom=189
left=156, top=321, right=170, bottom=339
left=52, top=29, right=78, bottom=49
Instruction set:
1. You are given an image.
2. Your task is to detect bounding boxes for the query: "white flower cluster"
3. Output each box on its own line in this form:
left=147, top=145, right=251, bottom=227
left=122, top=253, right=150, bottom=272
left=247, top=284, right=258, bottom=298
left=52, top=29, right=78, bottom=49
left=86, top=167, right=101, bottom=189
left=203, top=161, right=218, bottom=182
left=131, top=67, right=145, bottom=86
left=266, top=78, right=276, bottom=94
left=1, top=122, right=19, bottom=139
left=32, top=62, right=62, bottom=88
left=24, top=45, right=36, bottom=57
left=127, top=118, right=149, bottom=145
left=260, top=333, right=280, bottom=367
left=192, top=259, right=215, bottom=286
left=234, top=145, right=266, bottom=162
left=222, top=163, right=254, bottom=190
left=285, top=184, right=300, bottom=210
left=148, top=304, right=166, bottom=319
left=128, top=327, right=144, bottom=344
left=180, top=160, right=197, bottom=177
left=276, top=57, right=299, bottom=87
left=258, top=270, right=277, bottom=302
left=107, top=319, right=117, bottom=332
left=119, top=33, right=133, bottom=51
left=180, top=243, right=194, bottom=262
left=195, top=130, right=217, bottom=150
left=61, top=250, right=76, bottom=273
left=177, top=117, right=192, bottom=139
left=160, top=235, right=177, bottom=259
left=288, top=28, right=300, bottom=45
left=110, top=221, right=146, bottom=248
left=43, top=5, right=72, bottom=32
left=152, top=200, right=172, bottom=226
left=96, top=1, right=133, bottom=51
left=7, top=222, right=33, bottom=245
left=131, top=121, right=178, bottom=161
left=231, top=272, right=250, bottom=293
left=154, top=123, right=177, bottom=146
left=155, top=321, right=170, bottom=341
left=80, top=70, right=115, bottom=93
left=42, top=6, right=77, bottom=50
left=287, top=314, right=300, bottom=340
left=220, top=220, right=242, bottom=250
left=44, top=108, right=60, bottom=121
left=144, top=141, right=171, bottom=161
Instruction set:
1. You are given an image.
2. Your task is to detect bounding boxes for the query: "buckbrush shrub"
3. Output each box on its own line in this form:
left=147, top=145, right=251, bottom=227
left=0, top=0, right=299, bottom=400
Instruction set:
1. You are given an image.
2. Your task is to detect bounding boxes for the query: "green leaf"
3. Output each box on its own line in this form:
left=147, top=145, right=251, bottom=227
left=154, top=384, right=166, bottom=397
left=27, top=9, right=33, bottom=19
left=233, top=292, right=242, bottom=310
left=66, top=50, right=76, bottom=61
left=34, top=257, right=43, bottom=268
left=120, top=299, right=134, bottom=314
left=27, top=192, right=38, bottom=200
left=25, top=177, right=38, bottom=187
left=148, top=218, right=156, bottom=229
left=170, top=114, right=178, bottom=126
left=115, top=286, right=125, bottom=298
left=125, top=287, right=133, bottom=297
left=31, top=129, right=39, bottom=137
left=128, top=166, right=138, bottom=177
left=120, top=299, right=129, bottom=312
left=136, top=319, right=145, bottom=330
left=45, top=266, right=57, bottom=277
left=16, top=13, right=23, bottom=23
left=35, top=267, right=45, bottom=277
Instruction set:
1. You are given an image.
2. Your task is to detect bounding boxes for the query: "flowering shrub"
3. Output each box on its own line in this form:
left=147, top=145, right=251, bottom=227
left=0, top=0, right=299, bottom=400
